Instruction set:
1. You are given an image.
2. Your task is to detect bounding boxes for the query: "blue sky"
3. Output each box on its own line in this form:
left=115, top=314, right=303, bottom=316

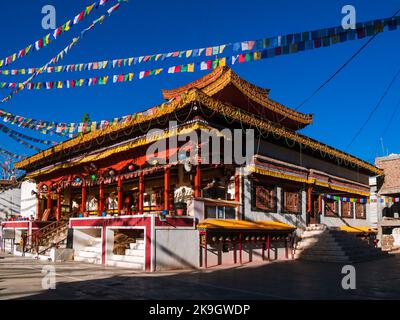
left=0, top=0, right=399, bottom=166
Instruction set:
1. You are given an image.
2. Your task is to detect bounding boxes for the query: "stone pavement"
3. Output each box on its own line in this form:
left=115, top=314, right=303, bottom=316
left=1, top=253, right=400, bottom=299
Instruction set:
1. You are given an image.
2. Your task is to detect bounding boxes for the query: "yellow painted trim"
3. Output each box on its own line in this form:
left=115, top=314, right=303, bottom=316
left=25, top=122, right=209, bottom=179
left=248, top=165, right=370, bottom=197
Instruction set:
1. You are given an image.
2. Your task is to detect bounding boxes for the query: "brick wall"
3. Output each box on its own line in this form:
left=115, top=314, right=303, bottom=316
left=375, top=154, right=400, bottom=194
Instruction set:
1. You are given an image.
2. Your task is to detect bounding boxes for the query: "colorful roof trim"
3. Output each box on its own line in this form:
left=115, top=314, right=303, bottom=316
left=24, top=122, right=212, bottom=179
left=16, top=89, right=381, bottom=176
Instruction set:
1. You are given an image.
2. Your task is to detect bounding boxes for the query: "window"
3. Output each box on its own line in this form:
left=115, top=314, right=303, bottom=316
left=325, top=199, right=338, bottom=217
left=253, top=185, right=276, bottom=212
left=205, top=205, right=236, bottom=219
left=341, top=202, right=354, bottom=218
left=282, top=189, right=301, bottom=214
left=355, top=203, right=366, bottom=219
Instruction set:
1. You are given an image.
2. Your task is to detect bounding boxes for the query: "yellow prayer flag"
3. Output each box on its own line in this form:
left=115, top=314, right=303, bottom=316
left=218, top=57, right=226, bottom=67
left=25, top=45, right=32, bottom=55
left=155, top=68, right=163, bottom=75
left=187, top=63, right=194, bottom=72
left=64, top=20, right=71, bottom=31
left=128, top=73, right=134, bottom=81
left=219, top=45, right=226, bottom=54
left=253, top=51, right=261, bottom=60
left=86, top=4, right=95, bottom=16
left=186, top=50, right=193, bottom=58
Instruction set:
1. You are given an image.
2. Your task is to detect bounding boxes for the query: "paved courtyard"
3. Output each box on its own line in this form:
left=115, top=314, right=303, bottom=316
left=1, top=253, right=400, bottom=300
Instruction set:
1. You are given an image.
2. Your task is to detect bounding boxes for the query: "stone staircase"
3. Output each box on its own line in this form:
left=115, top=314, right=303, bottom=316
left=74, top=238, right=102, bottom=264
left=106, top=239, right=145, bottom=270
left=295, top=224, right=391, bottom=263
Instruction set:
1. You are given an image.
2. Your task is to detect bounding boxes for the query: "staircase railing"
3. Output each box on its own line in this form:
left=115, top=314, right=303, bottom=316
left=37, top=236, right=68, bottom=256
left=28, top=220, right=69, bottom=255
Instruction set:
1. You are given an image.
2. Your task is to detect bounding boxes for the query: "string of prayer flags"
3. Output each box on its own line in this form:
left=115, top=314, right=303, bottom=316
left=0, top=147, right=25, bottom=160
left=324, top=194, right=367, bottom=204
left=0, top=123, right=56, bottom=146
left=0, top=13, right=398, bottom=137
left=0, top=131, right=42, bottom=152
left=369, top=196, right=400, bottom=204
left=325, top=194, right=400, bottom=204
left=1, top=15, right=398, bottom=77
left=0, top=0, right=116, bottom=68
left=0, top=0, right=127, bottom=104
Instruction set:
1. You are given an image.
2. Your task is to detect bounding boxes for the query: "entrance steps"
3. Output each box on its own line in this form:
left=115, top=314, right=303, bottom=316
left=106, top=239, right=145, bottom=270
left=74, top=238, right=102, bottom=264
left=295, top=224, right=391, bottom=263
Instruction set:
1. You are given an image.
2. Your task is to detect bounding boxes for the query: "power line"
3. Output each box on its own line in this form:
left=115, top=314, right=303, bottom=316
left=345, top=67, right=400, bottom=151
left=277, top=7, right=400, bottom=125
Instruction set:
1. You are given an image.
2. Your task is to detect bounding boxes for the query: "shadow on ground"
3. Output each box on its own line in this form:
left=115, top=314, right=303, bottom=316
left=1, top=253, right=399, bottom=300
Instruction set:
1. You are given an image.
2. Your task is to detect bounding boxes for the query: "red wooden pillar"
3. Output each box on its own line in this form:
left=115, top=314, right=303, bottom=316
left=267, top=235, right=271, bottom=261
left=117, top=177, right=123, bottom=214
left=194, top=165, right=201, bottom=198
left=47, top=189, right=52, bottom=211
left=239, top=233, right=243, bottom=264
left=138, top=173, right=144, bottom=214
left=36, top=185, right=41, bottom=220
left=99, top=182, right=104, bottom=214
left=234, top=174, right=240, bottom=202
left=234, top=174, right=240, bottom=219
left=307, top=185, right=313, bottom=214
left=204, top=233, right=208, bottom=269
left=56, top=190, right=61, bottom=221
left=233, top=242, right=237, bottom=264
left=81, top=184, right=87, bottom=213
left=164, top=167, right=170, bottom=211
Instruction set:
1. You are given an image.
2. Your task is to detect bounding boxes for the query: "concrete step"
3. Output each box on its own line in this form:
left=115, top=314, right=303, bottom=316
left=106, top=259, right=144, bottom=270
left=78, top=250, right=100, bottom=258
left=84, top=246, right=102, bottom=253
left=89, top=238, right=102, bottom=245
left=129, top=242, right=145, bottom=250
left=125, top=249, right=145, bottom=257
left=110, top=254, right=144, bottom=263
left=74, top=256, right=101, bottom=264
left=295, top=248, right=347, bottom=256
left=295, top=254, right=351, bottom=263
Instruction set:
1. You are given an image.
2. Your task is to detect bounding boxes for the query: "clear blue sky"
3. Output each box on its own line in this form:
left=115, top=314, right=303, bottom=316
left=0, top=0, right=399, bottom=166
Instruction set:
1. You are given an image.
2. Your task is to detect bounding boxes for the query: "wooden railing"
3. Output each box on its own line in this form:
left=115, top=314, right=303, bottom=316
left=28, top=220, right=69, bottom=255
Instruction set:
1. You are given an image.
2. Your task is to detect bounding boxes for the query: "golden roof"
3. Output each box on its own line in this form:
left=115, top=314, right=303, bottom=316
left=162, top=67, right=313, bottom=127
left=339, top=226, right=378, bottom=234
left=197, top=219, right=295, bottom=231
left=15, top=88, right=382, bottom=175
